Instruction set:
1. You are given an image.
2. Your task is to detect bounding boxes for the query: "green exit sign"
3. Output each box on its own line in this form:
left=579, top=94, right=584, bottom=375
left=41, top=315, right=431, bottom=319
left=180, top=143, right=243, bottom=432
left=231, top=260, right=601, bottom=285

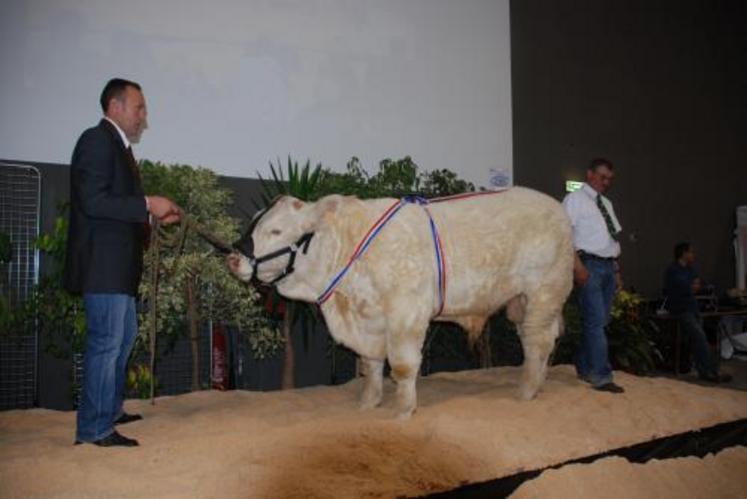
left=565, top=181, right=583, bottom=193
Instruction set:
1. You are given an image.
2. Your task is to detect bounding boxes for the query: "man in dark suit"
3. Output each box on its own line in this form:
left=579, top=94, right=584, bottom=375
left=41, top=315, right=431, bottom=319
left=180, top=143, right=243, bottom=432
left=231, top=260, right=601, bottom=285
left=64, top=78, right=181, bottom=447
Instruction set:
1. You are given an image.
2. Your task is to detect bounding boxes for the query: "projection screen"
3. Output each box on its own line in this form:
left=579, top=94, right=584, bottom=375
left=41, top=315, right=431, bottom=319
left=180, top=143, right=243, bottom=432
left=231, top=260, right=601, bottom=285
left=0, top=0, right=512, bottom=188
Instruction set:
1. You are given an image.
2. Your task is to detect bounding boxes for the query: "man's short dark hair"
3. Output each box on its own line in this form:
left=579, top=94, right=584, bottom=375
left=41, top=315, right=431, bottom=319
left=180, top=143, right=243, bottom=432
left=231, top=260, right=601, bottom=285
left=588, top=158, right=613, bottom=172
left=674, top=241, right=691, bottom=260
left=100, top=78, right=142, bottom=113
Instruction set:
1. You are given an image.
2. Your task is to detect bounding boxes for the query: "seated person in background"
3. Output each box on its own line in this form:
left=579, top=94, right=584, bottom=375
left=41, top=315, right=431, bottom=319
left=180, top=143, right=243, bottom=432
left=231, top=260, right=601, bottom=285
left=663, top=242, right=732, bottom=383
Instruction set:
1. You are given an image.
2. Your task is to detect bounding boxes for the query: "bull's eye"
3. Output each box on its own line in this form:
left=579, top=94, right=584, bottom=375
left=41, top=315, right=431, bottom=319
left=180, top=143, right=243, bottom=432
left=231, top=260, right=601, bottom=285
left=270, top=229, right=282, bottom=236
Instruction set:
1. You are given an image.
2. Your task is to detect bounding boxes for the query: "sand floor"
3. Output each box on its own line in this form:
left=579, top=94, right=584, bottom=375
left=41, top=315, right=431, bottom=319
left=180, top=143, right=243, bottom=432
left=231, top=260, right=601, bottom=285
left=1, top=365, right=746, bottom=498
left=512, top=447, right=747, bottom=499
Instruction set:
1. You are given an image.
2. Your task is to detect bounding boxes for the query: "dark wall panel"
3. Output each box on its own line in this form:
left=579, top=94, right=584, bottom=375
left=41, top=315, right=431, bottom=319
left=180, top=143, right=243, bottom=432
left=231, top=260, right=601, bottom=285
left=511, top=0, right=747, bottom=296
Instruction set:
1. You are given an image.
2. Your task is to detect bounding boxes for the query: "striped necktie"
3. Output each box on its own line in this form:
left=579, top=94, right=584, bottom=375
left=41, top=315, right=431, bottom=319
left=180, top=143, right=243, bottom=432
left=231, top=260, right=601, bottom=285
left=125, top=146, right=143, bottom=189
left=596, top=194, right=619, bottom=241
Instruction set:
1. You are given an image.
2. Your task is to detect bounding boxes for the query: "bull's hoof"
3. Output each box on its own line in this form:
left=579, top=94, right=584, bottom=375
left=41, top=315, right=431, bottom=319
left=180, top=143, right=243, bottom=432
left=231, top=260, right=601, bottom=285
left=393, top=401, right=416, bottom=420
left=516, top=384, right=539, bottom=401
left=359, top=397, right=382, bottom=411
left=394, top=407, right=415, bottom=421
left=359, top=385, right=383, bottom=410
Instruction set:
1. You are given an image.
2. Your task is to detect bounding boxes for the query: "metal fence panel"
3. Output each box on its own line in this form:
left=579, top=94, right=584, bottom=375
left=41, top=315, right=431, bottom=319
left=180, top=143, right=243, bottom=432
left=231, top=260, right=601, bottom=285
left=0, top=162, right=41, bottom=410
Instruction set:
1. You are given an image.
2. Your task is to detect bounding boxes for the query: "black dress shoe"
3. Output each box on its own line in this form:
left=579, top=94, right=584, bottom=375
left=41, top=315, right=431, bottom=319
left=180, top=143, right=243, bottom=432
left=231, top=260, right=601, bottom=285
left=593, top=382, right=625, bottom=394
left=699, top=372, right=733, bottom=384
left=114, top=413, right=143, bottom=425
left=75, top=430, right=139, bottom=447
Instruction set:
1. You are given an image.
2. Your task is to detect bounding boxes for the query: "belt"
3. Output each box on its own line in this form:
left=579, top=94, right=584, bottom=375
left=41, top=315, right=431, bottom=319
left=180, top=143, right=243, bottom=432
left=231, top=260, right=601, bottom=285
left=577, top=250, right=616, bottom=262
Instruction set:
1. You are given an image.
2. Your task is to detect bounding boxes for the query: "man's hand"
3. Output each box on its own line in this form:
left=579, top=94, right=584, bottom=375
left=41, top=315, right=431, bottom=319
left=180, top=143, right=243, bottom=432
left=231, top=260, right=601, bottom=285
left=573, top=254, right=590, bottom=287
left=146, top=196, right=182, bottom=225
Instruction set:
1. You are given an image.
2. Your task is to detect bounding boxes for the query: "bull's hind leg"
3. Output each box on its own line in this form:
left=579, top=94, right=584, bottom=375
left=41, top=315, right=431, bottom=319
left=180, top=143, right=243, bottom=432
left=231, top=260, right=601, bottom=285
left=517, top=316, right=560, bottom=400
left=514, top=295, right=563, bottom=400
left=359, top=357, right=384, bottom=410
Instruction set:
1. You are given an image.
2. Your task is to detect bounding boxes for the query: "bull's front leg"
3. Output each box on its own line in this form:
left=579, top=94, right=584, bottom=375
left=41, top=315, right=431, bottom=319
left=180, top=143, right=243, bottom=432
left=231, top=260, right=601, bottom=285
left=359, top=357, right=384, bottom=410
left=322, top=293, right=388, bottom=411
left=386, top=317, right=429, bottom=420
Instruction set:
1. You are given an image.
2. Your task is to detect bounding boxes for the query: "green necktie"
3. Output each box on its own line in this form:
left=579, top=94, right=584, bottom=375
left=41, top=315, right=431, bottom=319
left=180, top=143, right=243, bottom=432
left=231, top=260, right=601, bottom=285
left=596, top=194, right=619, bottom=241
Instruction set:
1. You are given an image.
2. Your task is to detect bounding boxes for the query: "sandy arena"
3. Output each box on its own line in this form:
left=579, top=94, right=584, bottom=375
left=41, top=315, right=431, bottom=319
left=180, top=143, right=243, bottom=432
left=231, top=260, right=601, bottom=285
left=2, top=365, right=746, bottom=498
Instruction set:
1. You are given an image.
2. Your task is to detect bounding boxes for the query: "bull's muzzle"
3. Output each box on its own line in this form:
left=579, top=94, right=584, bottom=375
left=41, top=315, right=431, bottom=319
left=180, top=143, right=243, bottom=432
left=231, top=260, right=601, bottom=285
left=230, top=232, right=314, bottom=286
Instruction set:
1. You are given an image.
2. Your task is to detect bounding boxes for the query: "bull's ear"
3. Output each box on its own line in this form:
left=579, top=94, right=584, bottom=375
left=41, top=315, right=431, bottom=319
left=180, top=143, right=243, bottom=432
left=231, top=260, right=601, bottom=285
left=275, top=196, right=304, bottom=211
left=291, top=198, right=304, bottom=211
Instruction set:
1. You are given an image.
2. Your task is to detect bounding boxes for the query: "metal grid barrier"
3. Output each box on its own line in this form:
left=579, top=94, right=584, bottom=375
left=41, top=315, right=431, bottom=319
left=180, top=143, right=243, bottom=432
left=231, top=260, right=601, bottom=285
left=0, top=162, right=41, bottom=410
left=72, top=327, right=212, bottom=408
left=151, top=328, right=211, bottom=395
left=124, top=327, right=212, bottom=398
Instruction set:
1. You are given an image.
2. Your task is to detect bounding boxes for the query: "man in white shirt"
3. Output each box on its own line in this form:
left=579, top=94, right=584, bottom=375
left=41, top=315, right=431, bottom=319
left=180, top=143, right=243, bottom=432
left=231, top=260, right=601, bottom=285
left=563, top=158, right=624, bottom=393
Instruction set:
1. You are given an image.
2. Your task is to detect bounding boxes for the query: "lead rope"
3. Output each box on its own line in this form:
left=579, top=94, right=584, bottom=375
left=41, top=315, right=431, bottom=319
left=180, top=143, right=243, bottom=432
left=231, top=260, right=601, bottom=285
left=146, top=215, right=234, bottom=405
left=148, top=218, right=160, bottom=405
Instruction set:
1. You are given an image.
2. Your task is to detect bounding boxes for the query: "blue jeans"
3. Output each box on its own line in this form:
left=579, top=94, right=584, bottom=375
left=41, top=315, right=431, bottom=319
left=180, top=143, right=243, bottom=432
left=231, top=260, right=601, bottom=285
left=677, top=311, right=717, bottom=377
left=76, top=294, right=138, bottom=442
left=575, top=257, right=616, bottom=387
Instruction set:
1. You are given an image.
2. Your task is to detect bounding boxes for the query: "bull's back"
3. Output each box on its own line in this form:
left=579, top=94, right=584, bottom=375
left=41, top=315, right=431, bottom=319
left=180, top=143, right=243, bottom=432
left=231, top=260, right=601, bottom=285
left=430, top=187, right=573, bottom=312
left=433, top=188, right=569, bottom=237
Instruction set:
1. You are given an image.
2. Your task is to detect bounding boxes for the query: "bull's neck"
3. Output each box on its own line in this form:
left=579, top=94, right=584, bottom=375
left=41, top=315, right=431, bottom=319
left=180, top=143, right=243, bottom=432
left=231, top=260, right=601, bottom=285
left=277, top=200, right=370, bottom=303
left=275, top=223, right=340, bottom=303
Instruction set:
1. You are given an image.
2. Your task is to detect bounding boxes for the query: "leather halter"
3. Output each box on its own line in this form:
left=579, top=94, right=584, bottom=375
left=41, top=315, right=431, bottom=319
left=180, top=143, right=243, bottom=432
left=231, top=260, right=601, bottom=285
left=232, top=202, right=314, bottom=285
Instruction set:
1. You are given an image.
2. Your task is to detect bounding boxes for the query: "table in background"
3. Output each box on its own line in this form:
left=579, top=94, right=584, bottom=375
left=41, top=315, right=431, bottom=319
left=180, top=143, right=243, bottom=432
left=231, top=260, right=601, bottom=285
left=650, top=308, right=747, bottom=377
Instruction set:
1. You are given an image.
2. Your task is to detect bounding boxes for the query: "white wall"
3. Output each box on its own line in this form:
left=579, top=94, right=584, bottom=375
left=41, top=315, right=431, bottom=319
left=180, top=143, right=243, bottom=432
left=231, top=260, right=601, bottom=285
left=0, top=0, right=512, bottom=188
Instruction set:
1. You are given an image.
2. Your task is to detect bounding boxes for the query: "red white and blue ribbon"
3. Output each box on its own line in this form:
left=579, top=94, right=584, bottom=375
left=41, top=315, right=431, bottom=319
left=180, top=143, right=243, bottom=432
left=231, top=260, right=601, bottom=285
left=316, top=189, right=509, bottom=315
left=429, top=189, right=508, bottom=204
left=317, top=198, right=408, bottom=306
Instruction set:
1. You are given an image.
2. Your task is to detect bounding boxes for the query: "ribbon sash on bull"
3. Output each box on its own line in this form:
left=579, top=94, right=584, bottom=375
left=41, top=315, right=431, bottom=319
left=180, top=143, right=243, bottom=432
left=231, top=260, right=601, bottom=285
left=317, top=190, right=508, bottom=316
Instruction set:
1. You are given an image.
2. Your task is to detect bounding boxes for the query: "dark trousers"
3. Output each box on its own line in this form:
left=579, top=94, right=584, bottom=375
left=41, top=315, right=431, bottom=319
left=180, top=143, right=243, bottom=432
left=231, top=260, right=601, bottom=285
left=676, top=311, right=718, bottom=377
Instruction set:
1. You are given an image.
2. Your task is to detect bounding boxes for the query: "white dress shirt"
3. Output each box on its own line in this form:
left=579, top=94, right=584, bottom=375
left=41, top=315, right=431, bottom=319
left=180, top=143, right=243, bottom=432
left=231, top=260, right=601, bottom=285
left=563, top=183, right=622, bottom=258
left=104, top=116, right=130, bottom=149
left=104, top=117, right=150, bottom=212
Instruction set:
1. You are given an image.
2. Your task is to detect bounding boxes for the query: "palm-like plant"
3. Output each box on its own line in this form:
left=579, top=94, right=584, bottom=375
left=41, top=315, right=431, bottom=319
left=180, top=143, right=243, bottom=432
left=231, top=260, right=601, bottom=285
left=255, top=157, right=326, bottom=207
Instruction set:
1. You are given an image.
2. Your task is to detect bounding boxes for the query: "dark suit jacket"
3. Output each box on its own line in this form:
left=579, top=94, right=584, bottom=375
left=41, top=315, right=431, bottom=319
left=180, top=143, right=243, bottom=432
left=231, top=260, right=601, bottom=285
left=63, top=119, right=148, bottom=296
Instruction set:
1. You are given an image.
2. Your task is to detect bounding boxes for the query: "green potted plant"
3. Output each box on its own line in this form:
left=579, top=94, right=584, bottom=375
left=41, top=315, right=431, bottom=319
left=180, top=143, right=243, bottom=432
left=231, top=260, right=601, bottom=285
left=552, top=289, right=660, bottom=375
left=139, top=160, right=280, bottom=393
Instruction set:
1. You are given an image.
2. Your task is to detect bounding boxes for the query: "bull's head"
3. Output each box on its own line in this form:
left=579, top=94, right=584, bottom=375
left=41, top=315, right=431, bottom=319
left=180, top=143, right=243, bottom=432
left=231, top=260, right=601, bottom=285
left=228, top=196, right=323, bottom=285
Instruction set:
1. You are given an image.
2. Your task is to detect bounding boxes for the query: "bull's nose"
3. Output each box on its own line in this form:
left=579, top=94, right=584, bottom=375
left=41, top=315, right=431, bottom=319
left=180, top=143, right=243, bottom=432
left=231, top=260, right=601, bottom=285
left=229, top=253, right=255, bottom=282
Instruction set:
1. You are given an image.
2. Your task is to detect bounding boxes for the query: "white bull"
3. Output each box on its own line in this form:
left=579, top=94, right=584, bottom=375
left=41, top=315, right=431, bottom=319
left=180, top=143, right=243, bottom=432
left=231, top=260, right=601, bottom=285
left=227, top=187, right=574, bottom=418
